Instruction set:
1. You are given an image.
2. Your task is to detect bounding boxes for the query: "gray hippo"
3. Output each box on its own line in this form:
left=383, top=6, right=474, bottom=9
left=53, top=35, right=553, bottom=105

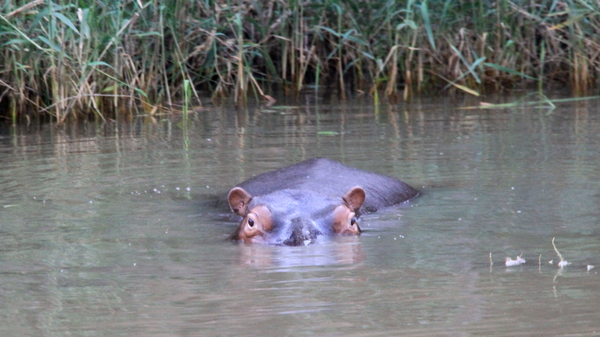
left=227, top=158, right=418, bottom=245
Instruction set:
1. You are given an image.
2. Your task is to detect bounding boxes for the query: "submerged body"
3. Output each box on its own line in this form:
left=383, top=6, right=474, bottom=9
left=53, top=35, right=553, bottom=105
left=227, top=158, right=418, bottom=245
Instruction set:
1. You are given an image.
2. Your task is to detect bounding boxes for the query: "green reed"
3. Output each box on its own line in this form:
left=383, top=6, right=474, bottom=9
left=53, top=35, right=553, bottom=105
left=1, top=0, right=599, bottom=122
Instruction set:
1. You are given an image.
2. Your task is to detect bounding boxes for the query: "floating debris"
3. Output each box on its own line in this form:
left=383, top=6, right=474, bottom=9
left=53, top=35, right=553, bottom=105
left=505, top=254, right=526, bottom=266
left=587, top=265, right=595, bottom=272
left=558, top=260, right=570, bottom=268
left=552, top=237, right=569, bottom=269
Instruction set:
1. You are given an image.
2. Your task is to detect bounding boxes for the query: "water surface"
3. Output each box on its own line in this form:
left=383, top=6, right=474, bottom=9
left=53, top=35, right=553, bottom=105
left=1, top=95, right=599, bottom=336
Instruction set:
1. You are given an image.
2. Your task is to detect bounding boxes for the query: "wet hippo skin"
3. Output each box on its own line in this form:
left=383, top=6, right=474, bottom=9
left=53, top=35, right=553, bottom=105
left=227, top=157, right=419, bottom=246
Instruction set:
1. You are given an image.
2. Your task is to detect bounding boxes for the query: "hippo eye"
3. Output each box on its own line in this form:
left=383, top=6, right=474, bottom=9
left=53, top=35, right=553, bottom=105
left=247, top=218, right=255, bottom=227
left=350, top=217, right=357, bottom=226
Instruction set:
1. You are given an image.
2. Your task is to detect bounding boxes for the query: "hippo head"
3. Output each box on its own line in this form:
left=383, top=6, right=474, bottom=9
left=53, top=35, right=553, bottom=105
left=227, top=187, right=366, bottom=246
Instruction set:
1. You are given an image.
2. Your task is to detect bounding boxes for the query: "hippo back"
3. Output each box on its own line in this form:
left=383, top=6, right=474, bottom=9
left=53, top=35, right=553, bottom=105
left=236, top=158, right=418, bottom=215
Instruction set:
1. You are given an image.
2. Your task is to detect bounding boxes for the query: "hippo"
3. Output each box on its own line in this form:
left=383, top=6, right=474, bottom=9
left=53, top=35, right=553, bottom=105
left=227, top=158, right=418, bottom=246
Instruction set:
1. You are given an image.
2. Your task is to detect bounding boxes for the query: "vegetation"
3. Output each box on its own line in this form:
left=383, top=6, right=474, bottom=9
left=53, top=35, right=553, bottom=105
left=1, top=0, right=599, bottom=123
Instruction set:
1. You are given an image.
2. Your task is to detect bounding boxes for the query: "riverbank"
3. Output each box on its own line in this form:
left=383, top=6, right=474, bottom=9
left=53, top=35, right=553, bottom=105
left=1, top=0, right=598, bottom=123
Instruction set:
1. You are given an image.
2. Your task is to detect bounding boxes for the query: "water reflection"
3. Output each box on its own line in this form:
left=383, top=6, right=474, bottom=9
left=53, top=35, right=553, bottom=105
left=235, top=236, right=365, bottom=269
left=1, top=95, right=600, bottom=336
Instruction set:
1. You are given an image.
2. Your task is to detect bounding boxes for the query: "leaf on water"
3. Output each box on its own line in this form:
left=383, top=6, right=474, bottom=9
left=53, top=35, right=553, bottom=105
left=317, top=131, right=339, bottom=136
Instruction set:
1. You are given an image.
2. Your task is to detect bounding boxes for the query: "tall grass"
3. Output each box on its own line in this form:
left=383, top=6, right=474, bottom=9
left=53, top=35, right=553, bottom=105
left=1, top=0, right=599, bottom=122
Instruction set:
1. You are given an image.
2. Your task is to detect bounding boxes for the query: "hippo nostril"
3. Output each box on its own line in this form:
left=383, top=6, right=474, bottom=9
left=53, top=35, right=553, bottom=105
left=282, top=218, right=322, bottom=246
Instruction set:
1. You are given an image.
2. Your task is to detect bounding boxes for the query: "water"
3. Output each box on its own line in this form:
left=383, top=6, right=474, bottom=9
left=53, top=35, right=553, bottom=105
left=1, top=95, right=599, bottom=336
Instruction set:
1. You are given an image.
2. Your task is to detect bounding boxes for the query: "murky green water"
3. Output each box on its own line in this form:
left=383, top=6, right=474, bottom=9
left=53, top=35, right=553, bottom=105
left=1, top=95, right=599, bottom=336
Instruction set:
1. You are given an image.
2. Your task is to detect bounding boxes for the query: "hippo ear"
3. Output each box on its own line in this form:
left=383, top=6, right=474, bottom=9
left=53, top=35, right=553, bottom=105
left=228, top=187, right=253, bottom=216
left=343, top=186, right=366, bottom=213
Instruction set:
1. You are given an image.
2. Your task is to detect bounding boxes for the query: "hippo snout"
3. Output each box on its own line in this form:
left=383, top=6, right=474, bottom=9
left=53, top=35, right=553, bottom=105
left=282, top=217, right=322, bottom=246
